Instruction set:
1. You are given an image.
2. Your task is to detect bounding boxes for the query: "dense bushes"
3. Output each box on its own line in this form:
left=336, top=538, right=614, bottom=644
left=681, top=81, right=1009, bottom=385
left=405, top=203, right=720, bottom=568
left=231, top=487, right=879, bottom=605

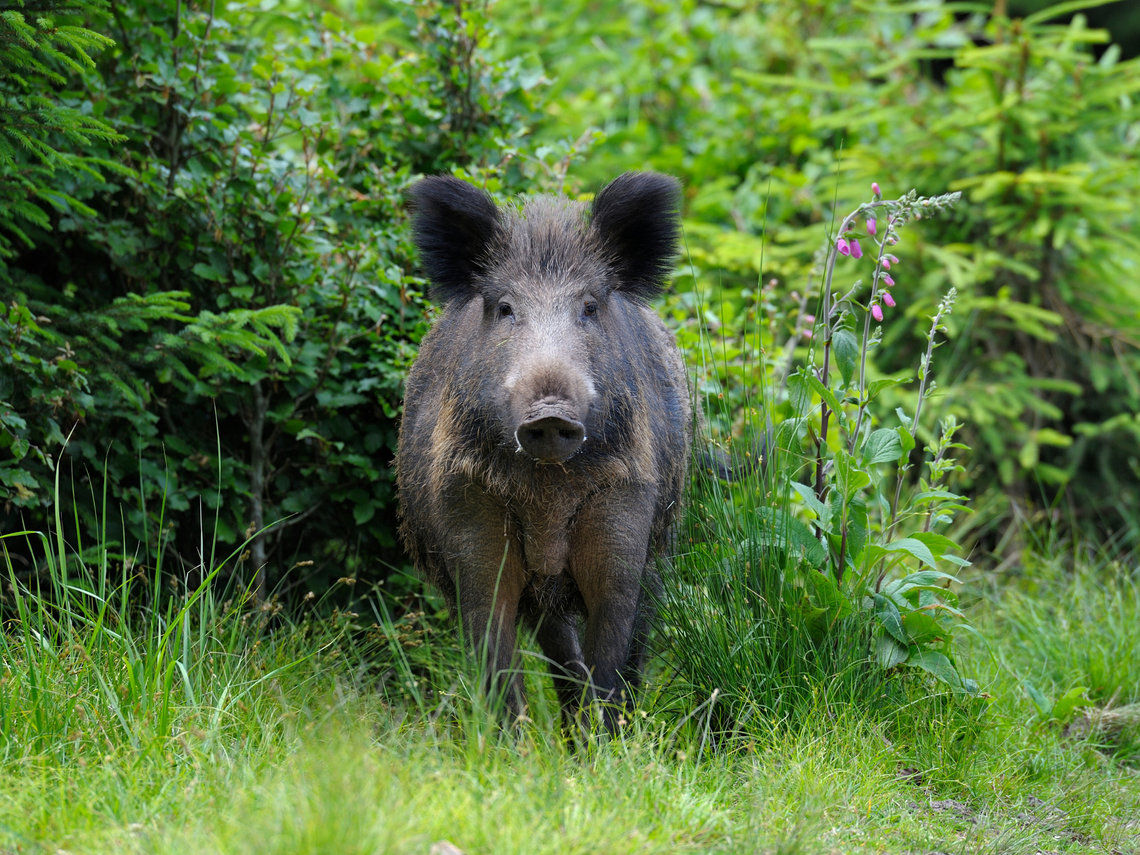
left=3, top=0, right=1139, bottom=604
left=497, top=0, right=1140, bottom=547
left=1, top=0, right=549, bottom=594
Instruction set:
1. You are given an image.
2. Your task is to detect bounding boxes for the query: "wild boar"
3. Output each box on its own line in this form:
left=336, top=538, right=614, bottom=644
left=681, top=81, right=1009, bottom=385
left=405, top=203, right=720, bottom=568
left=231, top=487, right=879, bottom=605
left=396, top=172, right=690, bottom=726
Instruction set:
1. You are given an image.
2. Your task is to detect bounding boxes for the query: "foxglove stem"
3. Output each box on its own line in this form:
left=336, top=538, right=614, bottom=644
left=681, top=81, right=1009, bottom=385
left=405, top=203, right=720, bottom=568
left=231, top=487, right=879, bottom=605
left=880, top=288, right=959, bottom=590
left=815, top=198, right=899, bottom=506
left=847, top=229, right=894, bottom=457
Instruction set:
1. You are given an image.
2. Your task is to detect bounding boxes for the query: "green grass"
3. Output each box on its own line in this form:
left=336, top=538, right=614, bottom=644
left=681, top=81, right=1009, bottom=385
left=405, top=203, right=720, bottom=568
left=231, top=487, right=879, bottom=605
left=2, top=511, right=1139, bottom=854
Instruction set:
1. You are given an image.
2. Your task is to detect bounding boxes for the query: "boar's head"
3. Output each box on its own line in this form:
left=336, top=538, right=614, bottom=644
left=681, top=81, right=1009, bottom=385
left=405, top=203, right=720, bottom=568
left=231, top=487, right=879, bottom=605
left=409, top=172, right=682, bottom=464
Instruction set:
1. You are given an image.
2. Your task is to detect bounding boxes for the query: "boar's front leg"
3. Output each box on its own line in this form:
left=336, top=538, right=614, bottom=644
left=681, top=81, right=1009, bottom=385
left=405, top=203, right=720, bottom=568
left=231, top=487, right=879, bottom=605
left=568, top=486, right=656, bottom=727
left=528, top=610, right=590, bottom=726
left=444, top=489, right=528, bottom=719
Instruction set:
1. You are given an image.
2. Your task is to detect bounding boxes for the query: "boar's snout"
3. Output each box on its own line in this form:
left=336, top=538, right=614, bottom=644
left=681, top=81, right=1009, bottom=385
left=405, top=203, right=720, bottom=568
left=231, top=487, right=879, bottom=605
left=509, top=361, right=596, bottom=463
left=516, top=408, right=586, bottom=462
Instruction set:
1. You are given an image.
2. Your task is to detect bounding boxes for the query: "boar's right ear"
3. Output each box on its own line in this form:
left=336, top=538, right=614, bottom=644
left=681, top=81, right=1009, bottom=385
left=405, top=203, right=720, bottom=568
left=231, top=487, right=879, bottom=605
left=408, top=176, right=501, bottom=304
left=590, top=171, right=682, bottom=303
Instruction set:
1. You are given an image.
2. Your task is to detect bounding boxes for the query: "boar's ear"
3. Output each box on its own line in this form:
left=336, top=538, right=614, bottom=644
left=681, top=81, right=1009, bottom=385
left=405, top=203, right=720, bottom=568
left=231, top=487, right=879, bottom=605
left=590, top=172, right=682, bottom=302
left=408, top=176, right=501, bottom=304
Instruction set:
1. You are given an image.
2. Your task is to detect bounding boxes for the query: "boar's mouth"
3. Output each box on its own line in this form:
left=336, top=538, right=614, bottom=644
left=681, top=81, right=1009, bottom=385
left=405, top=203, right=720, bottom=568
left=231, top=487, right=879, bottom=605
left=514, top=403, right=587, bottom=463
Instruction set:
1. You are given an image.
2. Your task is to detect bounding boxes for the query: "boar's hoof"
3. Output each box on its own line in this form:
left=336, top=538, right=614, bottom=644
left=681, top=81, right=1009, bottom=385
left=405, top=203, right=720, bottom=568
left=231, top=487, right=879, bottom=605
left=516, top=416, right=586, bottom=462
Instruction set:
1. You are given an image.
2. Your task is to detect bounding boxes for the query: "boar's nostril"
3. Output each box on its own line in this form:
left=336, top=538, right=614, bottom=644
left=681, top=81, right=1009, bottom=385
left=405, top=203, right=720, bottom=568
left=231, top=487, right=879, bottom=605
left=516, top=416, right=586, bottom=462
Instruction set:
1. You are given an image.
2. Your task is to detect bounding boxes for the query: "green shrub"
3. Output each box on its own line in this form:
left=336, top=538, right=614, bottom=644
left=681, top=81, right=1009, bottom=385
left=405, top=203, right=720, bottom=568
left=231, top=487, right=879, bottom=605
left=658, top=183, right=987, bottom=735
left=497, top=0, right=1140, bottom=549
left=1, top=0, right=549, bottom=596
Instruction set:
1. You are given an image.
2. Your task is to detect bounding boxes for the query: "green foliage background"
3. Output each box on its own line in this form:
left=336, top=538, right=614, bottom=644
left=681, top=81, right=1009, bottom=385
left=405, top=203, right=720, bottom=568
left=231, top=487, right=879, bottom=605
left=2, top=0, right=1139, bottom=596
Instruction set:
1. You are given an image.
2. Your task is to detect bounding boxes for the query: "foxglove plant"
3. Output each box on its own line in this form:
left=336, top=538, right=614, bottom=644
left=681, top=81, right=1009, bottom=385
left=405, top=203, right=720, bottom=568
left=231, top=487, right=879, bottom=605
left=772, top=185, right=976, bottom=692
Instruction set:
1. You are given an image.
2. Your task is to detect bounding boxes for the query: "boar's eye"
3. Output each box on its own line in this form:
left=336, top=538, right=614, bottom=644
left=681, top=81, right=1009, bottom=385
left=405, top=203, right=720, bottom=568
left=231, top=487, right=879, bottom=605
left=497, top=302, right=514, bottom=319
left=583, top=300, right=598, bottom=318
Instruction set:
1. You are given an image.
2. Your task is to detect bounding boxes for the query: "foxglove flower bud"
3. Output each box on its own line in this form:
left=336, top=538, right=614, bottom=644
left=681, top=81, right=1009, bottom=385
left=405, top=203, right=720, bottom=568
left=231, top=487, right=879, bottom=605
left=882, top=292, right=896, bottom=308
left=872, top=182, right=881, bottom=196
left=866, top=217, right=877, bottom=235
left=850, top=239, right=863, bottom=260
left=871, top=304, right=883, bottom=322
left=881, top=258, right=891, bottom=270
left=882, top=273, right=895, bottom=287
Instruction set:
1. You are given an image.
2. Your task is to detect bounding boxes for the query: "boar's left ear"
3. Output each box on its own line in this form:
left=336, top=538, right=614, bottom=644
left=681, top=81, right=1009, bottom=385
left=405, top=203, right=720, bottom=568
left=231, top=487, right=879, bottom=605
left=590, top=171, right=682, bottom=302
left=408, top=176, right=501, bottom=304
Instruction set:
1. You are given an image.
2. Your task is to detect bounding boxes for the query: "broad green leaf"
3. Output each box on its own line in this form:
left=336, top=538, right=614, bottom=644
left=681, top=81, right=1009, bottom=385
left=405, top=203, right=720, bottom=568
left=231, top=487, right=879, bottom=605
left=882, top=538, right=938, bottom=569
left=908, top=532, right=962, bottom=560
left=803, top=567, right=853, bottom=624
left=896, top=569, right=961, bottom=587
left=191, top=261, right=226, bottom=282
left=832, top=328, right=858, bottom=386
left=863, top=428, right=902, bottom=465
left=1051, top=687, right=1093, bottom=724
left=908, top=649, right=962, bottom=690
left=833, top=449, right=871, bottom=502
left=867, top=376, right=910, bottom=401
left=790, top=481, right=831, bottom=530
left=786, top=372, right=813, bottom=417
left=873, top=593, right=907, bottom=644
left=897, top=427, right=916, bottom=459
left=901, top=609, right=945, bottom=645
left=858, top=543, right=891, bottom=572
left=875, top=634, right=909, bottom=669
left=911, top=490, right=968, bottom=505
left=806, top=373, right=845, bottom=422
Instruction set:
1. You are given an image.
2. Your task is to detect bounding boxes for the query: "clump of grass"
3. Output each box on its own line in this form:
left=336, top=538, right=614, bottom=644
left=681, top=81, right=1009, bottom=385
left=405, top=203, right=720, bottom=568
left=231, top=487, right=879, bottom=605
left=968, top=545, right=1140, bottom=765
left=0, top=466, right=343, bottom=771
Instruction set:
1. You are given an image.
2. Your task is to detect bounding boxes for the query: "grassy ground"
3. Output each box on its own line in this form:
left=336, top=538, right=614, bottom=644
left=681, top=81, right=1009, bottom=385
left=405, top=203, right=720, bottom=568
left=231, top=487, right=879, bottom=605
left=2, top=531, right=1138, bottom=854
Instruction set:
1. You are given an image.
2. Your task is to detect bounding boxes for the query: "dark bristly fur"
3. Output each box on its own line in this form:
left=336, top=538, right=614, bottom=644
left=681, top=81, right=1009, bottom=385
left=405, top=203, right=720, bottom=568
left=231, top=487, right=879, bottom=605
left=590, top=172, right=683, bottom=303
left=397, top=172, right=690, bottom=729
left=407, top=176, right=503, bottom=305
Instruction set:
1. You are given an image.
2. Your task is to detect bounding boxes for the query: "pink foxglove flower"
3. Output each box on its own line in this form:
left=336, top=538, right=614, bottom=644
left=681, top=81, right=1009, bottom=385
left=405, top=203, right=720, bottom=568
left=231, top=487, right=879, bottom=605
left=888, top=254, right=899, bottom=264
left=801, top=328, right=813, bottom=339
left=803, top=314, right=815, bottom=323
left=850, top=239, right=863, bottom=259
left=872, top=182, right=881, bottom=196
left=882, top=292, right=896, bottom=308
left=866, top=217, right=877, bottom=235
left=837, top=238, right=850, bottom=256
left=881, top=258, right=891, bottom=270
left=882, top=273, right=895, bottom=287
left=871, top=304, right=883, bottom=322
